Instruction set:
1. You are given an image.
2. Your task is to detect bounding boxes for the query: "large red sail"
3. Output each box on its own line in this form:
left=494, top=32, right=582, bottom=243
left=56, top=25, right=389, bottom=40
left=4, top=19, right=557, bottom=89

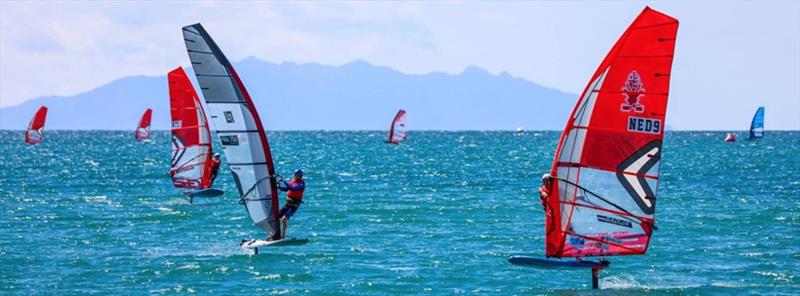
left=25, top=106, right=48, bottom=145
left=545, top=7, right=678, bottom=258
left=168, top=67, right=214, bottom=189
left=135, top=108, right=153, bottom=141
left=387, top=109, right=407, bottom=144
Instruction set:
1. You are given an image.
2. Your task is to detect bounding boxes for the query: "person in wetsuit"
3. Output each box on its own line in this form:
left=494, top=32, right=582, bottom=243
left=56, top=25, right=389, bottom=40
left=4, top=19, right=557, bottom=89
left=277, top=169, right=305, bottom=239
left=539, top=173, right=553, bottom=211
left=209, top=153, right=221, bottom=186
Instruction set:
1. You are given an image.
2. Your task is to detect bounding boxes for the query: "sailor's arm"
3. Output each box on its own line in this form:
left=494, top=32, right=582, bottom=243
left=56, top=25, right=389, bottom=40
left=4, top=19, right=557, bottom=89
left=538, top=186, right=549, bottom=210
left=538, top=186, right=548, bottom=199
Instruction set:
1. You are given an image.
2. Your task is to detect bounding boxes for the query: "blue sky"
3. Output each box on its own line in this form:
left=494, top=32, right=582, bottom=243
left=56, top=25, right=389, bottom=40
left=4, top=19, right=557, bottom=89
left=0, top=1, right=798, bottom=130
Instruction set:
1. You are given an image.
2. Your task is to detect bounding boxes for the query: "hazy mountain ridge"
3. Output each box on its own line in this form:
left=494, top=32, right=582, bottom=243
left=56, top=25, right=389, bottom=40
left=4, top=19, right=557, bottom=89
left=0, top=58, right=576, bottom=130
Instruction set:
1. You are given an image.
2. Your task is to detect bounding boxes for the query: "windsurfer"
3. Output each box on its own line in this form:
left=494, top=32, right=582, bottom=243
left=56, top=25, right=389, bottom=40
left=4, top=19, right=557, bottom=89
left=209, top=153, right=221, bottom=186
left=277, top=169, right=305, bottom=239
left=540, top=173, right=558, bottom=237
left=539, top=173, right=553, bottom=211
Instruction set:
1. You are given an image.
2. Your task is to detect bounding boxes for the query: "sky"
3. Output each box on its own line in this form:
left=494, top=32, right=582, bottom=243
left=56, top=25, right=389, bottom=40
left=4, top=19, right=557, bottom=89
left=1, top=1, right=798, bottom=130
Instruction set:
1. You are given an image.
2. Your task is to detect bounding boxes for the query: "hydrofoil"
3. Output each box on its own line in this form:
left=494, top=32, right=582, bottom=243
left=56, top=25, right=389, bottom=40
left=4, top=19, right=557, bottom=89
left=183, top=188, right=224, bottom=204
left=508, top=256, right=609, bottom=289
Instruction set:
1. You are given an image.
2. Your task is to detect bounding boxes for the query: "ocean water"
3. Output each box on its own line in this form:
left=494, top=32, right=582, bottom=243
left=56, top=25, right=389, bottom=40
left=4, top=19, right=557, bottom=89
left=0, top=130, right=798, bottom=295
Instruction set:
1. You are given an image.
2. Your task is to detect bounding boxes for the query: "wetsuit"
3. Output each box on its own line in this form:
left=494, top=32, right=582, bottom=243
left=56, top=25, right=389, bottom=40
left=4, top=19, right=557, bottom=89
left=278, top=179, right=305, bottom=220
left=540, top=180, right=556, bottom=237
left=209, top=158, right=221, bottom=186
left=539, top=184, right=550, bottom=211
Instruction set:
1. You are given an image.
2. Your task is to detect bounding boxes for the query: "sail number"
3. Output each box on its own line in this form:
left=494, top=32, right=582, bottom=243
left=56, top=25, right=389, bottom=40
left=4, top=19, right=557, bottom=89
left=627, top=116, right=661, bottom=134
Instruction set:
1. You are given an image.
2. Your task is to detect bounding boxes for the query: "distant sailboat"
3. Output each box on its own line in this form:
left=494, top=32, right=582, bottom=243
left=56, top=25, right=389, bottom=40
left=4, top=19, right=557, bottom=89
left=508, top=7, right=678, bottom=289
left=748, top=107, right=764, bottom=141
left=724, top=133, right=736, bottom=142
left=168, top=67, right=223, bottom=202
left=25, top=106, right=48, bottom=145
left=135, top=108, right=152, bottom=142
left=385, top=109, right=407, bottom=144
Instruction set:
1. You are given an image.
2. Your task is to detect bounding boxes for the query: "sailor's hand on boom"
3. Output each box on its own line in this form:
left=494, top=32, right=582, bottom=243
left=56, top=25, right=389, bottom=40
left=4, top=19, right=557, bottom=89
left=277, top=180, right=290, bottom=191
left=269, top=174, right=285, bottom=184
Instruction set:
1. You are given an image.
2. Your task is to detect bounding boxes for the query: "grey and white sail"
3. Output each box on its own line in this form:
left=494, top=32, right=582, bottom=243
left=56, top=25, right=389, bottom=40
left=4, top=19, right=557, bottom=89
left=182, top=23, right=281, bottom=239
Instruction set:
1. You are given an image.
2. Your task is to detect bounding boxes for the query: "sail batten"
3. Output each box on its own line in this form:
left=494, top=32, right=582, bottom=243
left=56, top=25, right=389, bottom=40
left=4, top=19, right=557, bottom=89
left=545, top=7, right=678, bottom=258
left=182, top=23, right=281, bottom=239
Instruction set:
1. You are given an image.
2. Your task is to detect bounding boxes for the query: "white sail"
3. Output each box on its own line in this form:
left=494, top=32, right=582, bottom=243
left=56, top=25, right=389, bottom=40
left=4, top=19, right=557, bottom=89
left=182, top=24, right=281, bottom=239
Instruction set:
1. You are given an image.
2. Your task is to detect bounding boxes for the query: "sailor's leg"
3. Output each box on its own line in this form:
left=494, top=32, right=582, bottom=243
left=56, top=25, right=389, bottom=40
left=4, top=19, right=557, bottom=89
left=281, top=218, right=288, bottom=239
left=209, top=174, right=217, bottom=187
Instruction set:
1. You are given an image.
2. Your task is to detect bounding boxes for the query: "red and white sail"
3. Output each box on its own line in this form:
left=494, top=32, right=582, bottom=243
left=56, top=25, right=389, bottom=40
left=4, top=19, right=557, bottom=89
left=182, top=23, right=282, bottom=240
left=168, top=67, right=214, bottom=190
left=25, top=106, right=48, bottom=145
left=135, top=108, right=153, bottom=142
left=387, top=109, right=407, bottom=144
left=545, top=7, right=678, bottom=258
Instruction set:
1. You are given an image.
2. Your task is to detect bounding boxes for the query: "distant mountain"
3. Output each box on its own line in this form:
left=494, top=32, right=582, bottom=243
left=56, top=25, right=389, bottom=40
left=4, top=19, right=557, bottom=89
left=0, top=57, right=576, bottom=130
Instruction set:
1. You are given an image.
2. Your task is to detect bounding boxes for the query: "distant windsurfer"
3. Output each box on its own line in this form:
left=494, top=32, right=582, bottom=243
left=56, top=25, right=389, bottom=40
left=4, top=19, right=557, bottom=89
left=277, top=169, right=305, bottom=239
left=209, top=153, right=221, bottom=186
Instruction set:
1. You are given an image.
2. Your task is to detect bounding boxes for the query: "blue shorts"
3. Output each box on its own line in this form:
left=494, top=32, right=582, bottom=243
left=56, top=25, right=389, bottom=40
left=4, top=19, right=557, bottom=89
left=279, top=204, right=298, bottom=220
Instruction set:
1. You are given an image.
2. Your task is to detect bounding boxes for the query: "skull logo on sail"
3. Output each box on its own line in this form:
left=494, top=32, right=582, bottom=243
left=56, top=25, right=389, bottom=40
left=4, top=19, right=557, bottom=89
left=620, top=71, right=645, bottom=113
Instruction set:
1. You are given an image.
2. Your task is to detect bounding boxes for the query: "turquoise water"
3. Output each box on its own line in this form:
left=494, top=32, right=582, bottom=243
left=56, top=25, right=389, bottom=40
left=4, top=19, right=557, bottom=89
left=1, top=130, right=798, bottom=295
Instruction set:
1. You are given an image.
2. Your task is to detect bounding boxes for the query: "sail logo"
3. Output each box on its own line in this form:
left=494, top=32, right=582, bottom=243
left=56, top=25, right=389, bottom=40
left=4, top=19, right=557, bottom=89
left=173, top=177, right=201, bottom=188
left=597, top=214, right=632, bottom=228
left=224, top=111, right=234, bottom=123
left=616, top=141, right=661, bottom=215
left=170, top=135, right=185, bottom=167
left=620, top=70, right=645, bottom=113
left=172, top=120, right=182, bottom=128
left=220, top=135, right=239, bottom=146
left=568, top=236, right=586, bottom=248
left=628, top=116, right=661, bottom=134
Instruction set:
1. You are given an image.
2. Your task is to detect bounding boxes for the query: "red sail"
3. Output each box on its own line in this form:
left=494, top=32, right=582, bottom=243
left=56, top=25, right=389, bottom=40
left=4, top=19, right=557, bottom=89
left=387, top=109, right=407, bottom=144
left=168, top=67, right=214, bottom=189
left=135, top=108, right=153, bottom=141
left=545, top=7, right=678, bottom=258
left=25, top=106, right=48, bottom=145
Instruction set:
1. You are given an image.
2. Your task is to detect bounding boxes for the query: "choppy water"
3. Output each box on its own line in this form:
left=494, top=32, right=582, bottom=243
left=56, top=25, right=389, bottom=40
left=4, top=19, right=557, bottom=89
left=0, top=130, right=798, bottom=295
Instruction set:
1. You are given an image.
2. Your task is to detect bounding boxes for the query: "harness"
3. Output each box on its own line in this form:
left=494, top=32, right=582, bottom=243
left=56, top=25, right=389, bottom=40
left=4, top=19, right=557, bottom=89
left=285, top=198, right=301, bottom=210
